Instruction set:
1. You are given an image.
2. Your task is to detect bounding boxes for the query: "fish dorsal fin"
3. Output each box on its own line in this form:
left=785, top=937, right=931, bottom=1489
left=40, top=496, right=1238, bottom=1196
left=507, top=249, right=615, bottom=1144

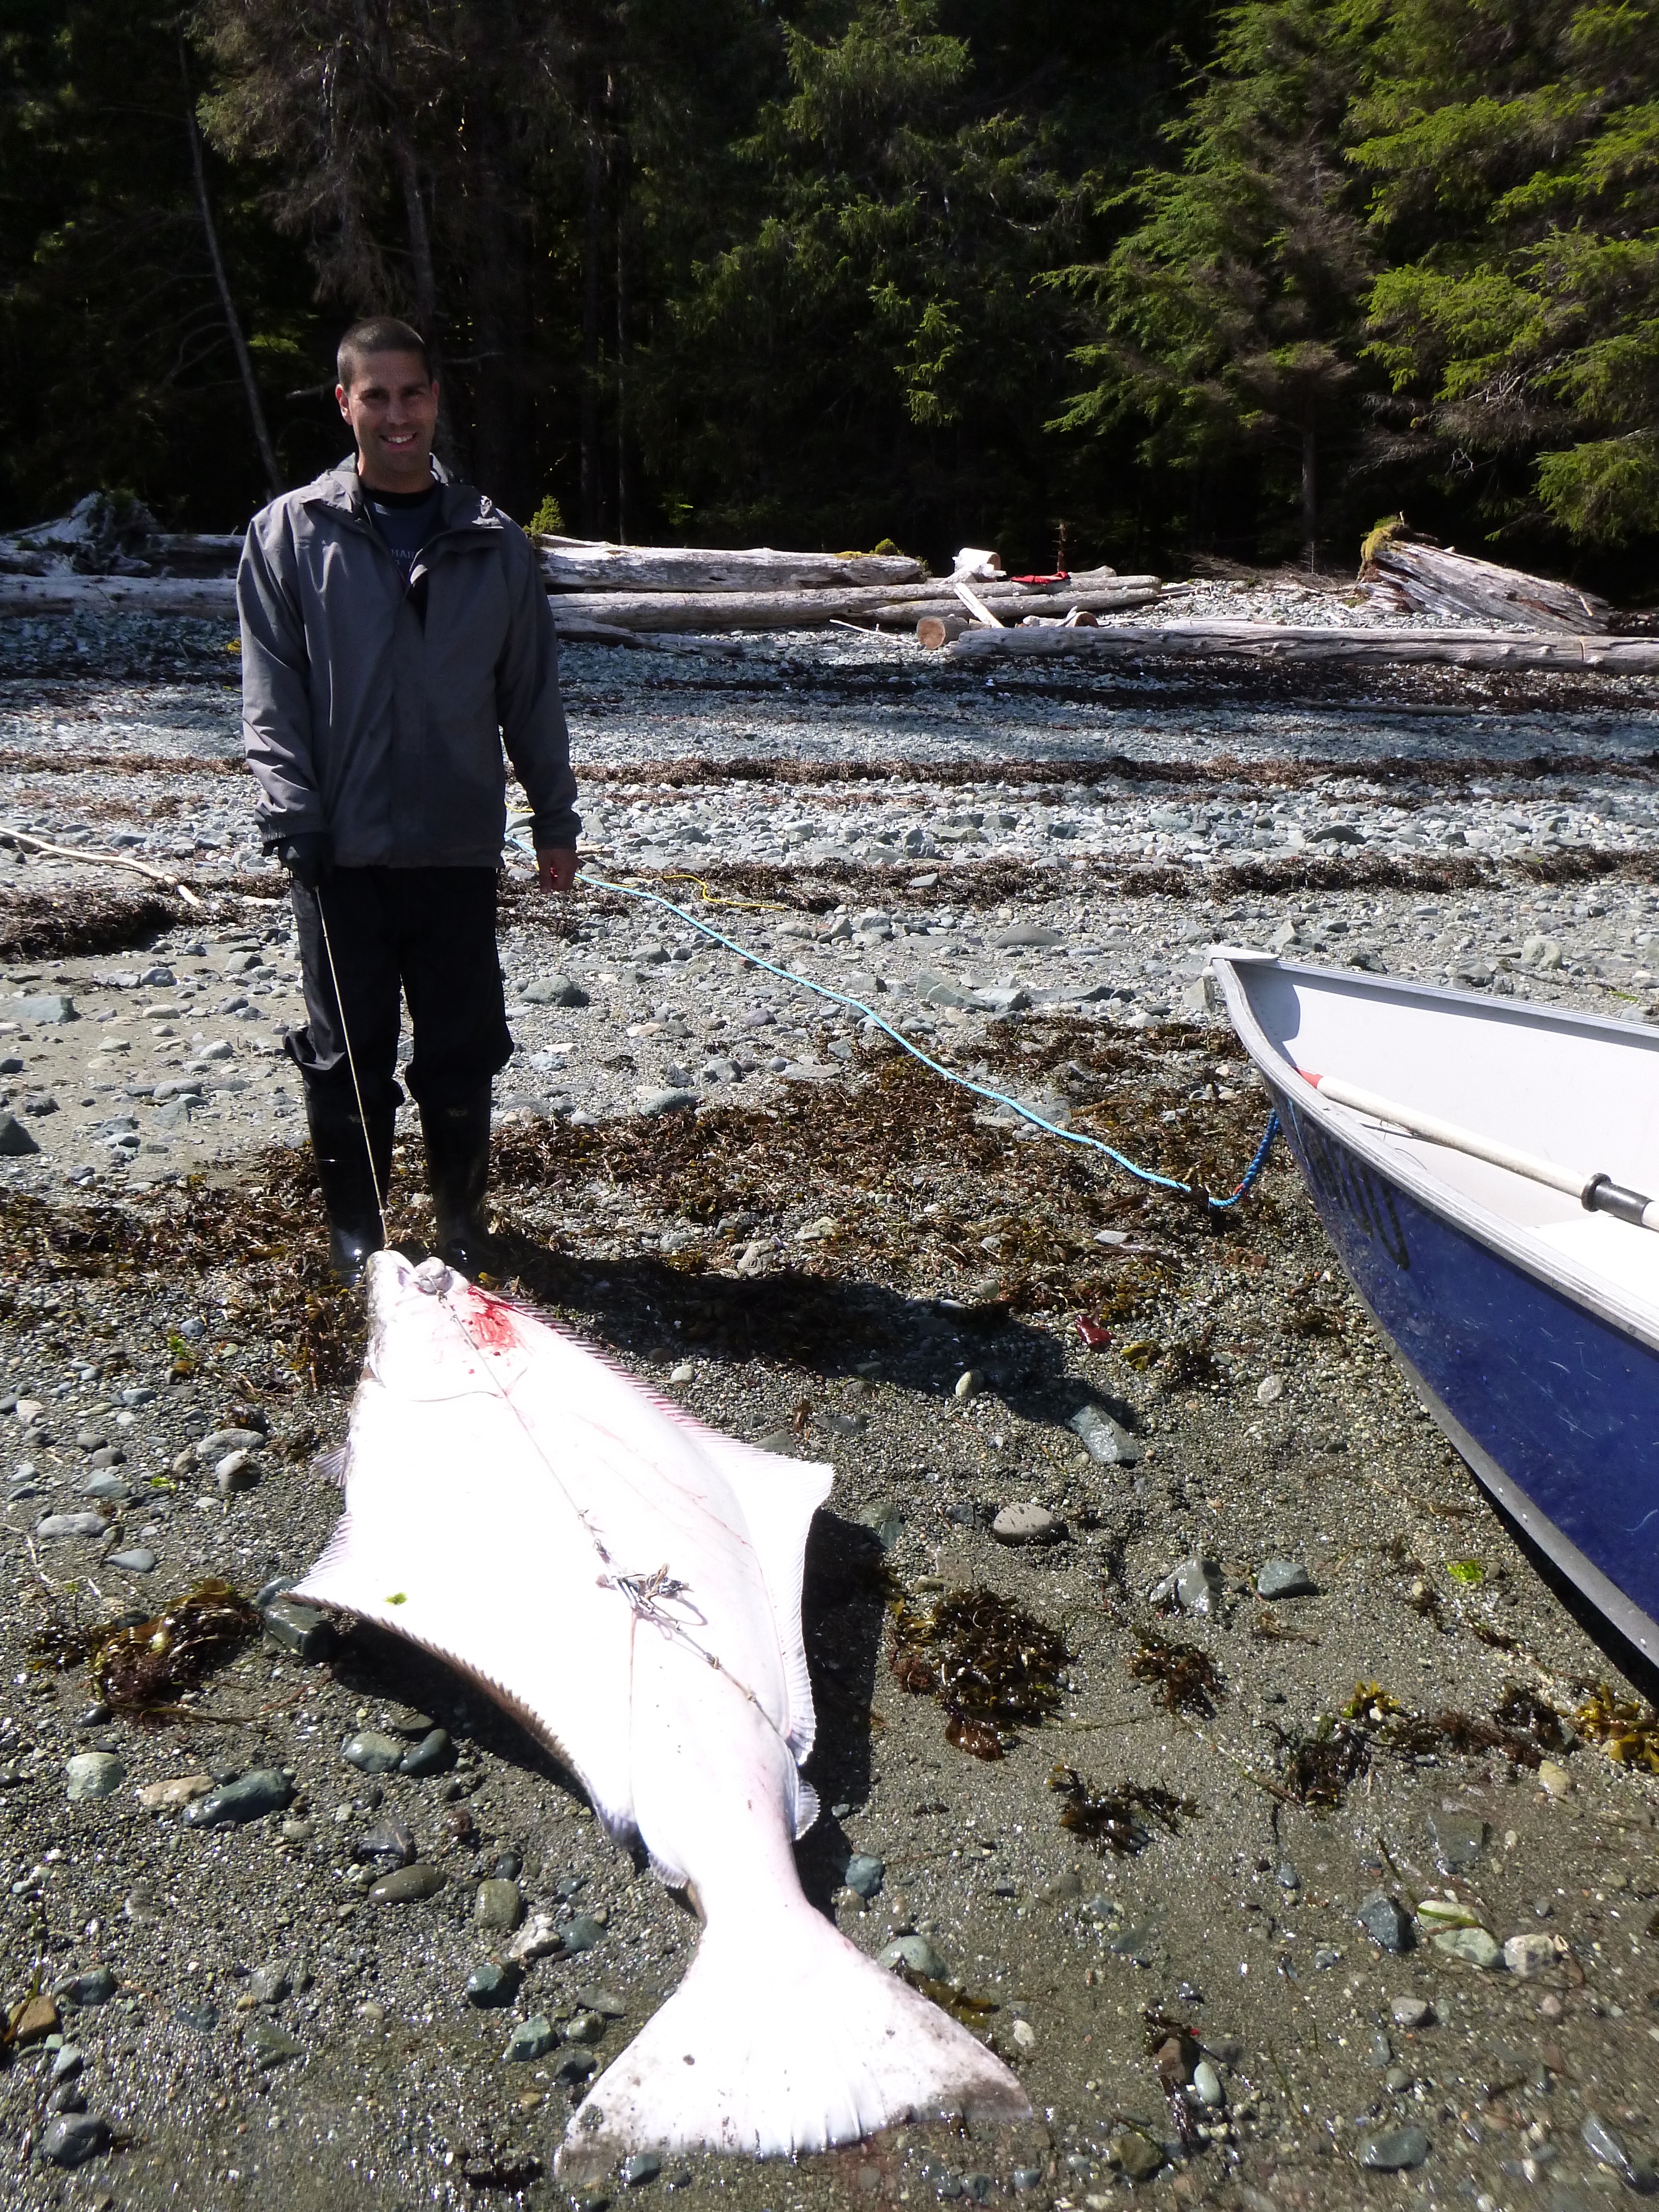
left=311, top=1444, right=349, bottom=1489
left=690, top=1436, right=831, bottom=1767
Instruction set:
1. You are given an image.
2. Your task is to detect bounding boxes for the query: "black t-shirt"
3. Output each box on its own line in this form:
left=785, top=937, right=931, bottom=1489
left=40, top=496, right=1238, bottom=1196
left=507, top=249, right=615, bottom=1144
left=364, top=480, right=443, bottom=588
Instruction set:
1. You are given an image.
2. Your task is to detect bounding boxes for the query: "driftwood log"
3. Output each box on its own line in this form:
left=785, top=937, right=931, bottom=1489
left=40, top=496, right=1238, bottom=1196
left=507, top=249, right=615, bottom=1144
left=535, top=538, right=925, bottom=592
left=0, top=574, right=240, bottom=617
left=1360, top=522, right=1611, bottom=634
left=543, top=570, right=1160, bottom=635
left=950, top=620, right=1659, bottom=673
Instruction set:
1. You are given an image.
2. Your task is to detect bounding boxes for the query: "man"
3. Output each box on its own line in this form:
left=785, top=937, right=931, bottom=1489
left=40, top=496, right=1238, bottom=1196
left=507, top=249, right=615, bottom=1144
left=237, top=316, right=578, bottom=1282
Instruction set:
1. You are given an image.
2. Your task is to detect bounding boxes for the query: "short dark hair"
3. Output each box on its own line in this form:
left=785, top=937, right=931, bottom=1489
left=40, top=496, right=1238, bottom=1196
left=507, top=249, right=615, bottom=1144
left=337, top=317, right=434, bottom=390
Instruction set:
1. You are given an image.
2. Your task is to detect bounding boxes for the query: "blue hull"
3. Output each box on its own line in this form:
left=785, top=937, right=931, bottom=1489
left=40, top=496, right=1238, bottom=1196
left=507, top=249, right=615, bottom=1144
left=1270, top=1076, right=1659, bottom=1661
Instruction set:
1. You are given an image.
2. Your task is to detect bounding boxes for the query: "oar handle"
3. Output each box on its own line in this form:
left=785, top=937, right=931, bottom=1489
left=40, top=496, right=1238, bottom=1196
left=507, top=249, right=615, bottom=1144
left=1299, top=1070, right=1659, bottom=1232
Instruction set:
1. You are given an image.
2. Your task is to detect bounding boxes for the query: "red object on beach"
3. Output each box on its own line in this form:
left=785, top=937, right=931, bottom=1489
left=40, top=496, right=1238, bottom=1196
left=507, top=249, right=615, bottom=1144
left=1076, top=1316, right=1111, bottom=1348
left=1010, top=571, right=1070, bottom=586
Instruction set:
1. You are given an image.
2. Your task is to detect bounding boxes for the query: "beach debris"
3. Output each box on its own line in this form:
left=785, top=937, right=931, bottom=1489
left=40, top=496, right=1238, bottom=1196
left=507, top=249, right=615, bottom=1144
left=889, top=1586, right=1068, bottom=1758
left=1048, top=1764, right=1194, bottom=1854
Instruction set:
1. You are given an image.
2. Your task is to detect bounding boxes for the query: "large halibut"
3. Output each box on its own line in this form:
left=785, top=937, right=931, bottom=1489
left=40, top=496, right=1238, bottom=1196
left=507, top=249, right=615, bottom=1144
left=293, top=1251, right=1028, bottom=2171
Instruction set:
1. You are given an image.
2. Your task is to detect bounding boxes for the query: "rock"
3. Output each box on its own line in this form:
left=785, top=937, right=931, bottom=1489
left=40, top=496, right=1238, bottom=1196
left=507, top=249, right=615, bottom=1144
left=1157, top=1557, right=1221, bottom=1615
left=1068, top=1405, right=1142, bottom=1465
left=50, top=2044, right=83, bottom=2082
left=505, top=2015, right=557, bottom=2063
left=216, top=1448, right=259, bottom=1492
left=400, top=1727, right=454, bottom=1776
left=1537, top=1758, right=1574, bottom=1797
left=249, top=1963, right=291, bottom=2004
left=123, top=1880, right=164, bottom=1923
left=37, top=1511, right=108, bottom=1541
left=1358, top=2127, right=1430, bottom=2172
left=81, top=1469, right=125, bottom=1499
left=261, top=1597, right=337, bottom=1661
left=135, top=1774, right=215, bottom=1814
left=563, top=1914, right=606, bottom=1953
left=19, top=993, right=76, bottom=1023
left=12, top=1992, right=60, bottom=2044
left=65, top=1752, right=124, bottom=1801
left=553, top=2047, right=600, bottom=2084
left=991, top=1501, right=1059, bottom=1546
left=38, top=2114, right=109, bottom=2168
left=354, top=1819, right=415, bottom=1866
left=914, top=970, right=980, bottom=1011
left=973, top=985, right=1030, bottom=1016
left=843, top=1853, right=885, bottom=1899
left=59, top=1965, right=117, bottom=2007
left=1503, top=1933, right=1560, bottom=1977
left=954, top=1369, right=983, bottom=1400
left=1255, top=1373, right=1285, bottom=1404
left=107, top=1547, right=157, bottom=1574
left=475, top=1878, right=524, bottom=1932
left=636, top=1087, right=697, bottom=1116
left=1357, top=1893, right=1416, bottom=1954
left=1429, top=1810, right=1487, bottom=1873
left=182, top=1768, right=292, bottom=1826
left=523, top=974, right=589, bottom=1006
left=507, top=1913, right=563, bottom=1964
left=1192, top=2058, right=1225, bottom=2107
left=563, top=2010, right=607, bottom=2044
left=1582, top=2113, right=1656, bottom=2189
left=1430, top=1926, right=1502, bottom=1969
left=342, top=1731, right=406, bottom=1774
left=194, top=1427, right=265, bottom=1463
left=1255, top=1558, right=1316, bottom=1599
left=368, top=1863, right=446, bottom=1905
left=1390, top=1996, right=1434, bottom=2028
left=1108, top=2132, right=1165, bottom=2183
left=573, top=1987, right=628, bottom=2018
left=75, top=1424, right=108, bottom=1452
left=622, top=2152, right=662, bottom=2187
left=247, top=2021, right=305, bottom=2068
left=991, top=926, right=1063, bottom=949
left=465, top=1961, right=522, bottom=2008
left=878, top=1935, right=950, bottom=1980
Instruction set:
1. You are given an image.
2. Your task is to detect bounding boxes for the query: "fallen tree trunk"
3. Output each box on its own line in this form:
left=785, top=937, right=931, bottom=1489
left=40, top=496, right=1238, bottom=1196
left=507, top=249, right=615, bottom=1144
left=545, top=570, right=1159, bottom=634
left=536, top=538, right=925, bottom=592
left=1360, top=523, right=1612, bottom=634
left=949, top=620, right=1659, bottom=674
left=0, top=574, right=238, bottom=617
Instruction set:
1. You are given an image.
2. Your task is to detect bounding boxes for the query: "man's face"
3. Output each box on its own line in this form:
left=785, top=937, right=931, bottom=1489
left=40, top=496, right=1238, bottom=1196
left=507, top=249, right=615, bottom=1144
left=336, top=350, right=440, bottom=493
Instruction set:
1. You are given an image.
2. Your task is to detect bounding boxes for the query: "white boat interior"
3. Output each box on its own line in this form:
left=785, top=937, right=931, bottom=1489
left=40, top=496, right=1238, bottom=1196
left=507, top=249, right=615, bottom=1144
left=1212, top=949, right=1659, bottom=1334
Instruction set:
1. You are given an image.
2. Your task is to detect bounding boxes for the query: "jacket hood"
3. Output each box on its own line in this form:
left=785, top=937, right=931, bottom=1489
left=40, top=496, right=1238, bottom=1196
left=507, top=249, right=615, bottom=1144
left=300, top=456, right=502, bottom=535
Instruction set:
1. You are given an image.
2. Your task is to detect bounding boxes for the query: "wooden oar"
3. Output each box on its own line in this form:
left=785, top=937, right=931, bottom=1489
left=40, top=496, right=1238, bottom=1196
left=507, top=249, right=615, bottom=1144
left=1298, top=1069, right=1659, bottom=1232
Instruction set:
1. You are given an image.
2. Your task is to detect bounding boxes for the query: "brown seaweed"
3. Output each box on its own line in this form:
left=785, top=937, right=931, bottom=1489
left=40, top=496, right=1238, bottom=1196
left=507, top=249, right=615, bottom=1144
left=1574, top=1683, right=1659, bottom=1771
left=1047, top=1762, right=1194, bottom=1853
left=890, top=1587, right=1067, bottom=1759
left=1127, top=1631, right=1222, bottom=1717
left=91, top=1579, right=261, bottom=1716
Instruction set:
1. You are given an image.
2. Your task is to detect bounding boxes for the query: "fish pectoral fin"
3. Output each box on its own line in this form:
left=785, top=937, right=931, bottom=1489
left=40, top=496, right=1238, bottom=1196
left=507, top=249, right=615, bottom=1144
left=312, top=1445, right=349, bottom=1489
left=793, top=1777, right=819, bottom=1840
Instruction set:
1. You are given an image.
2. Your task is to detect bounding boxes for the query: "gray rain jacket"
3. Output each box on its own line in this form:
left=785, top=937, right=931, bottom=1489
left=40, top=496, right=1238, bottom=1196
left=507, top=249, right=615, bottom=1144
left=238, top=458, right=579, bottom=866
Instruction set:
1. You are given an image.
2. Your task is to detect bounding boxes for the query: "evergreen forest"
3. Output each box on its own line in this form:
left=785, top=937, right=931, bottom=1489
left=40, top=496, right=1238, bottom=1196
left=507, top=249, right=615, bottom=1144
left=3, top=0, right=1657, bottom=586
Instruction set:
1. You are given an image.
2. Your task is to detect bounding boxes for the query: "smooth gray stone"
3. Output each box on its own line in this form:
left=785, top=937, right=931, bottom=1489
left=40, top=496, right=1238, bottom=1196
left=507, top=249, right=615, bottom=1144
left=64, top=1752, right=124, bottom=1801
left=18, top=994, right=76, bottom=1023
left=36, top=1511, right=107, bottom=1541
left=1428, top=1810, right=1487, bottom=1873
left=86, top=1445, right=124, bottom=1470
left=37, top=2113, right=109, bottom=2167
left=878, top=1935, right=949, bottom=1980
left=474, top=1878, right=523, bottom=1933
left=991, top=926, right=1063, bottom=949
left=58, top=1965, right=117, bottom=2007
left=1172, top=1558, right=1222, bottom=1614
left=505, top=2015, right=556, bottom=2062
left=50, top=2046, right=84, bottom=2083
left=182, top=1768, right=293, bottom=1826
left=1430, top=1926, right=1501, bottom=1969
left=81, top=1472, right=125, bottom=1500
left=248, top=1964, right=291, bottom=2004
left=194, top=1427, right=265, bottom=1462
left=465, top=1961, right=522, bottom=2008
left=572, top=1987, right=628, bottom=2018
left=354, top=1819, right=415, bottom=1866
left=108, top=1548, right=157, bottom=1575
left=973, top=985, right=1029, bottom=1015
left=622, top=2152, right=662, bottom=2187
left=843, top=1853, right=885, bottom=1899
left=523, top=974, right=588, bottom=1006
left=369, top=1863, right=445, bottom=1904
left=341, top=1731, right=405, bottom=1774
left=553, top=2046, right=599, bottom=2083
left=1391, top=1996, right=1433, bottom=2028
left=0, top=1113, right=40, bottom=1155
left=991, top=1501, right=1059, bottom=1545
left=562, top=2010, right=607, bottom=2045
left=400, top=1726, right=453, bottom=1776
left=1068, top=1404, right=1142, bottom=1465
left=261, top=1597, right=337, bottom=1661
left=637, top=1088, right=698, bottom=1117
left=74, top=1425, right=108, bottom=1452
left=914, top=969, right=979, bottom=1011
left=1357, top=2126, right=1430, bottom=2171
left=1357, top=1892, right=1415, bottom=1953
left=247, top=2021, right=304, bottom=2068
left=1256, top=1558, right=1316, bottom=1599
left=563, top=1914, right=605, bottom=1953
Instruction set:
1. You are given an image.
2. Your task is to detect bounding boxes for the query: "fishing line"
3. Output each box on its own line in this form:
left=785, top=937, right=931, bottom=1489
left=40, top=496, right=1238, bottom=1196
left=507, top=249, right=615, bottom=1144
left=314, top=887, right=389, bottom=1247
left=541, top=851, right=1277, bottom=1211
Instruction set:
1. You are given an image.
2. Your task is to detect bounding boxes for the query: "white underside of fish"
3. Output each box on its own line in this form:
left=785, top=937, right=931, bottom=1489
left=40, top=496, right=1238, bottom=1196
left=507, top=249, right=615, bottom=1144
left=292, top=1252, right=1029, bottom=2172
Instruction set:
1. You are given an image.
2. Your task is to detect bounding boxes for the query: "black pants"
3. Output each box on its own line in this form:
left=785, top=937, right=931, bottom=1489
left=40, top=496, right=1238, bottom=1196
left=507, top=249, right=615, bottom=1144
left=287, top=866, right=513, bottom=1115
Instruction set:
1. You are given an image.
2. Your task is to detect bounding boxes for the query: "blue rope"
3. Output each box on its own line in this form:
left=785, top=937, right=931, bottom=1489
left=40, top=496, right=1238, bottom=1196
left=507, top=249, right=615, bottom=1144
left=535, top=854, right=1276, bottom=1214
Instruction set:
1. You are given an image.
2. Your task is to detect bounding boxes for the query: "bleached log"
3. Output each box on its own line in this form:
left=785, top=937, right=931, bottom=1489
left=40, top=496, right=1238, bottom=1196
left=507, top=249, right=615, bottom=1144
left=536, top=538, right=925, bottom=592
left=1360, top=528, right=1611, bottom=634
left=545, top=572, right=1160, bottom=634
left=0, top=574, right=238, bottom=617
left=949, top=620, right=1659, bottom=673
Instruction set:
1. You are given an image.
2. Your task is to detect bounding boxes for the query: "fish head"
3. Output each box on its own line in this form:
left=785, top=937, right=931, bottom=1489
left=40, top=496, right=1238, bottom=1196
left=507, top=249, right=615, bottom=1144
left=362, top=1250, right=491, bottom=1397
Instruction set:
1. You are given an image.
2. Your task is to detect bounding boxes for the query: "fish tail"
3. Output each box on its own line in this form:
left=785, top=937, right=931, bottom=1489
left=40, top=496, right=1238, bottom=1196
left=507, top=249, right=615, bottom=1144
left=556, top=1904, right=1028, bottom=2174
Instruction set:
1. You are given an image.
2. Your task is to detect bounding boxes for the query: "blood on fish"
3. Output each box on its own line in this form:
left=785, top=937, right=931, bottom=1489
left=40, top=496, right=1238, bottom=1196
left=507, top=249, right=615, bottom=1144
left=456, top=1289, right=522, bottom=1352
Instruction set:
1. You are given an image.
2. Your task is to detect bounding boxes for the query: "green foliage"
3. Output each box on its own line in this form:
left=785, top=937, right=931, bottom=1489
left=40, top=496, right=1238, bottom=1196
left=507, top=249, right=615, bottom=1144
left=528, top=497, right=567, bottom=539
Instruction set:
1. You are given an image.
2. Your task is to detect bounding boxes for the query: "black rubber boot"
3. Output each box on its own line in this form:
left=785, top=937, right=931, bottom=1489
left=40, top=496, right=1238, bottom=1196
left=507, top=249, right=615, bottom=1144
left=421, top=1088, right=493, bottom=1275
left=303, top=1087, right=392, bottom=1286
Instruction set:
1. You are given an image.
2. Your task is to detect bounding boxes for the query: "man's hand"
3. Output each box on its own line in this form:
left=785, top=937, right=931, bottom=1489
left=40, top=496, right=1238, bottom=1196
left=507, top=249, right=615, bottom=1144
left=271, top=830, right=332, bottom=891
left=538, top=847, right=579, bottom=894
